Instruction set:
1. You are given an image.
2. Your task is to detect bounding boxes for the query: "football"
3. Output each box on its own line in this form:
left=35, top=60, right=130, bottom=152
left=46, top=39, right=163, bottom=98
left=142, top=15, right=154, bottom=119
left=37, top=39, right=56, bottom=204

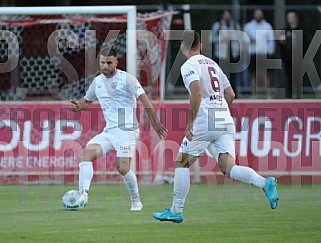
left=61, top=190, right=85, bottom=210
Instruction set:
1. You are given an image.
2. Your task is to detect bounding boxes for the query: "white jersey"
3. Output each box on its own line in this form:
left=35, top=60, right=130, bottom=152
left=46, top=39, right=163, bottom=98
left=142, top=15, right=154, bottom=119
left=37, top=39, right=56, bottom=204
left=181, top=54, right=234, bottom=126
left=84, top=69, right=145, bottom=130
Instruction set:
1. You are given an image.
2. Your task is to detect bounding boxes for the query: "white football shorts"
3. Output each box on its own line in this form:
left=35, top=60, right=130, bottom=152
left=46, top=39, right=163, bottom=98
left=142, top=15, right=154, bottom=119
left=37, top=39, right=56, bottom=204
left=179, top=123, right=235, bottom=160
left=87, top=128, right=139, bottom=158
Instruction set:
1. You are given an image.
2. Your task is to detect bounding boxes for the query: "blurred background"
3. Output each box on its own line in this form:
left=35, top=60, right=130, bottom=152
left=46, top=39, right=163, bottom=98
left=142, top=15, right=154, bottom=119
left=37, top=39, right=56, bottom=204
left=1, top=0, right=321, bottom=101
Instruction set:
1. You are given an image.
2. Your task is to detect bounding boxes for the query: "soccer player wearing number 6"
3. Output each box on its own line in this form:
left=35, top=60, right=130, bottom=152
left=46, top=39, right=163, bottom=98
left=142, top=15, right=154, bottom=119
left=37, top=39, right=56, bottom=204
left=153, top=30, right=278, bottom=223
left=70, top=49, right=167, bottom=211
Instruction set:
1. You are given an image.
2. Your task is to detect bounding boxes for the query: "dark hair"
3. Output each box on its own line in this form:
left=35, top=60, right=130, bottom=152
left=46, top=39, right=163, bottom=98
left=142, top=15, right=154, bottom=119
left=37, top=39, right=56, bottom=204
left=182, top=30, right=200, bottom=50
left=100, top=48, right=117, bottom=58
left=222, top=10, right=232, bottom=16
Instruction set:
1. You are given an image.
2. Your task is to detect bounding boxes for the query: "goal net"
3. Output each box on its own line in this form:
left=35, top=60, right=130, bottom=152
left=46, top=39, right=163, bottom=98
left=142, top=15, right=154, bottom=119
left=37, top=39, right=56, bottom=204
left=0, top=7, right=174, bottom=101
left=0, top=6, right=175, bottom=184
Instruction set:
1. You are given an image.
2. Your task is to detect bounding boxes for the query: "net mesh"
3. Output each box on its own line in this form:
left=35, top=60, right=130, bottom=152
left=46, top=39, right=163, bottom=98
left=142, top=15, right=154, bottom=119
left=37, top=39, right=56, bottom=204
left=0, top=10, right=174, bottom=100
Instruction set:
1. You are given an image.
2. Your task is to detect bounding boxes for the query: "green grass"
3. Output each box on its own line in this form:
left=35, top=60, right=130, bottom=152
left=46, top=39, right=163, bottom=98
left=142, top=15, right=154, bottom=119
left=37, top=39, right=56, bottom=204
left=0, top=183, right=321, bottom=243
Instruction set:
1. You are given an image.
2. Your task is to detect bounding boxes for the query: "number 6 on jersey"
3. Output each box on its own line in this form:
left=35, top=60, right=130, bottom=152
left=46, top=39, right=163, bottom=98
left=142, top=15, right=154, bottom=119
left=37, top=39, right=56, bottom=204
left=208, top=66, right=220, bottom=92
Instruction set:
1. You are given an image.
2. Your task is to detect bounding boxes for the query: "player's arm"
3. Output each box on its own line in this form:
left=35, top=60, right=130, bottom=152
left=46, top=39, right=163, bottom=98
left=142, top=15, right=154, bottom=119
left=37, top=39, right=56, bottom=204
left=224, top=86, right=235, bottom=106
left=70, top=98, right=92, bottom=112
left=138, top=93, right=167, bottom=139
left=70, top=78, right=96, bottom=112
left=219, top=67, right=235, bottom=106
left=186, top=80, right=201, bottom=141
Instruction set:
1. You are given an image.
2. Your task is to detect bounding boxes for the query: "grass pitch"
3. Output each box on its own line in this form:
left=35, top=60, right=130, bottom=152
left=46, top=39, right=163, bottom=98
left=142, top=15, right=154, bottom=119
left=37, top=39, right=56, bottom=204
left=0, top=183, right=320, bottom=242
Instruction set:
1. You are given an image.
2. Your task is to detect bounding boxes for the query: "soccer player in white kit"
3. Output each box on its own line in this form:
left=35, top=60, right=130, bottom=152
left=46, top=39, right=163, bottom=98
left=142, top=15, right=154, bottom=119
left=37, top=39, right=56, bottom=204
left=153, top=30, right=278, bottom=223
left=70, top=49, right=167, bottom=211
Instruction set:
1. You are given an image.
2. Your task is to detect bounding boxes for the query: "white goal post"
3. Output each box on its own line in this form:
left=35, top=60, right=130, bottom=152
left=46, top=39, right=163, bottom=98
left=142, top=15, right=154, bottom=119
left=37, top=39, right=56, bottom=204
left=0, top=6, right=139, bottom=175
left=0, top=6, right=137, bottom=77
left=0, top=6, right=177, bottom=183
left=1, top=5, right=139, bottom=172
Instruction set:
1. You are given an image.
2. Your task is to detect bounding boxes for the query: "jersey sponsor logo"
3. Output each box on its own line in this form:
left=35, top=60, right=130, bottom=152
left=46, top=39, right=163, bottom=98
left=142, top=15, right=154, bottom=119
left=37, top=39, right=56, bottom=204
left=209, top=94, right=222, bottom=102
left=183, top=70, right=194, bottom=80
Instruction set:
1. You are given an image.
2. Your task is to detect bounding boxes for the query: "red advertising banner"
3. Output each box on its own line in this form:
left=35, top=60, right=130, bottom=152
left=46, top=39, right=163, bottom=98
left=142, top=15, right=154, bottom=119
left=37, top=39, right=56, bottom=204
left=152, top=101, right=321, bottom=184
left=1, top=101, right=321, bottom=184
left=0, top=102, right=105, bottom=184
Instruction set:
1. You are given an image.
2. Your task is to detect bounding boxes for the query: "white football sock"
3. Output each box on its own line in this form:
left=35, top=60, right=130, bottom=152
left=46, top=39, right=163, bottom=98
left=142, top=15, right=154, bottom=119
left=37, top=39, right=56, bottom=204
left=122, top=170, right=140, bottom=203
left=171, top=168, right=190, bottom=214
left=79, top=161, right=94, bottom=194
left=230, top=165, right=266, bottom=188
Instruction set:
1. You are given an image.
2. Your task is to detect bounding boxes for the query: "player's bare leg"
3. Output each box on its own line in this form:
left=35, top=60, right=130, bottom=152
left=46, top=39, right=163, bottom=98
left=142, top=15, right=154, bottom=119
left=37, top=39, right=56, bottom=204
left=153, top=152, right=198, bottom=223
left=117, top=157, right=142, bottom=211
left=78, top=143, right=103, bottom=206
left=218, top=152, right=279, bottom=209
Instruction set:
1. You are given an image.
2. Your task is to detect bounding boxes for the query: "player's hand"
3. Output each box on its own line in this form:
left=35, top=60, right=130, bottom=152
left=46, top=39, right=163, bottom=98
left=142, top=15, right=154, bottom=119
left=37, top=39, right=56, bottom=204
left=150, top=118, right=167, bottom=140
left=70, top=99, right=80, bottom=112
left=185, top=122, right=194, bottom=141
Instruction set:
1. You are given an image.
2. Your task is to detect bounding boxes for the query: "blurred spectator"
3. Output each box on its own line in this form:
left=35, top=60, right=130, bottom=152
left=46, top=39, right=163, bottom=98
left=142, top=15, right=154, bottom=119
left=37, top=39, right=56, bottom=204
left=279, top=11, right=305, bottom=98
left=244, top=9, right=275, bottom=98
left=238, top=23, right=251, bottom=96
left=209, top=10, right=241, bottom=96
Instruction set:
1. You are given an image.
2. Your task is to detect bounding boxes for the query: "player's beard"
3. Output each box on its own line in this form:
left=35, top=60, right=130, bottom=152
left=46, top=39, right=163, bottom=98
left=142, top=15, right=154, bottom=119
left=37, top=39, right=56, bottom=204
left=102, top=69, right=114, bottom=78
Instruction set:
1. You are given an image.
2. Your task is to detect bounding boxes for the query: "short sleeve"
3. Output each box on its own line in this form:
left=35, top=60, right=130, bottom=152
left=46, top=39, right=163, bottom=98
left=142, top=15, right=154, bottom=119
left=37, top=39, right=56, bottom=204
left=181, top=62, right=200, bottom=88
left=217, top=66, right=231, bottom=90
left=84, top=78, right=97, bottom=101
left=126, top=73, right=145, bottom=98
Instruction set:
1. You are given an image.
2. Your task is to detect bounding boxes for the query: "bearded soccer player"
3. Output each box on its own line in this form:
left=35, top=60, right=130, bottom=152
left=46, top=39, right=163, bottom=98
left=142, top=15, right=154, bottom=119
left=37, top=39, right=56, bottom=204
left=70, top=48, right=167, bottom=211
left=153, top=30, right=278, bottom=223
